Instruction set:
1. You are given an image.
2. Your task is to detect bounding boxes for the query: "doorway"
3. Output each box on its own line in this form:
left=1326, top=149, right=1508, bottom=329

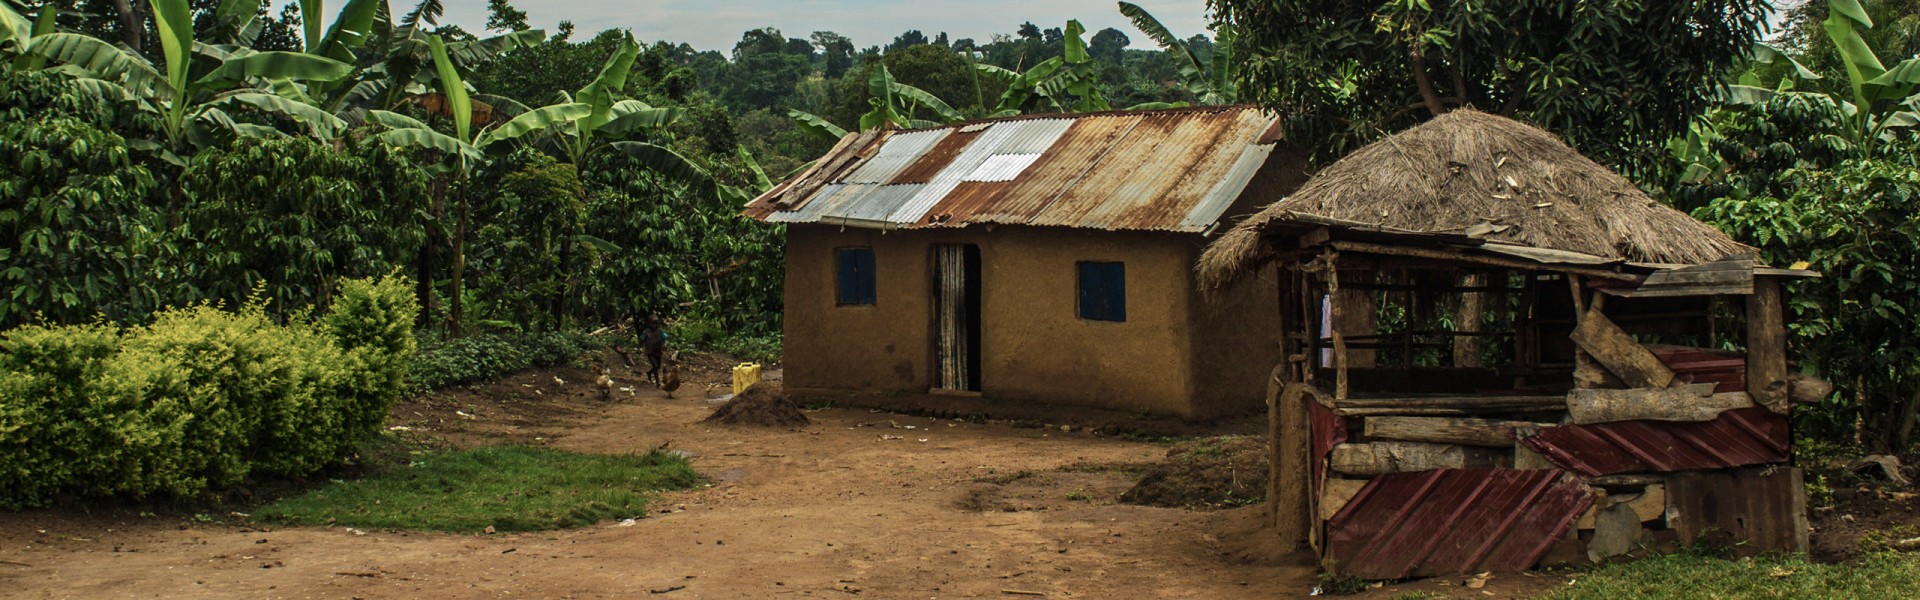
left=932, top=244, right=982, bottom=392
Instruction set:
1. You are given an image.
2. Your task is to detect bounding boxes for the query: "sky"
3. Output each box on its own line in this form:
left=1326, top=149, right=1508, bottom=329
left=428, top=0, right=1216, bottom=54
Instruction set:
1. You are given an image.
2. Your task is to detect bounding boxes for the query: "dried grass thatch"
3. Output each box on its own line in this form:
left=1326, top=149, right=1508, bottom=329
left=1199, top=109, right=1749, bottom=289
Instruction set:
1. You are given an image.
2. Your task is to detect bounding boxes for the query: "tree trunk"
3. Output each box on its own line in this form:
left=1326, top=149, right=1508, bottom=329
left=1895, top=387, right=1920, bottom=452
left=110, top=0, right=145, bottom=50
left=450, top=177, right=468, bottom=338
left=418, top=175, right=445, bottom=330
left=1408, top=46, right=1449, bottom=117
left=1454, top=272, right=1484, bottom=367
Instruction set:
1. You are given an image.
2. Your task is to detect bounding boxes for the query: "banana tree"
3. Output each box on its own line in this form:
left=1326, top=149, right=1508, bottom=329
left=1821, top=0, right=1920, bottom=155
left=788, top=62, right=965, bottom=142
left=20, top=0, right=355, bottom=225
left=369, top=33, right=709, bottom=332
left=975, top=20, right=1112, bottom=115
left=300, top=0, right=543, bottom=120
left=1118, top=1, right=1236, bottom=105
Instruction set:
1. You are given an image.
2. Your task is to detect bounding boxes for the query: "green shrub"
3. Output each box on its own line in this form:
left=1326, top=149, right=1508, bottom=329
left=0, top=275, right=417, bottom=508
left=407, top=329, right=605, bottom=393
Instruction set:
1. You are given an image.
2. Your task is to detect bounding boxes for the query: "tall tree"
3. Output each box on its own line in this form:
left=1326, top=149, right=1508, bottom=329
left=1209, top=0, right=1773, bottom=170
left=812, top=30, right=853, bottom=78
left=485, top=0, right=528, bottom=32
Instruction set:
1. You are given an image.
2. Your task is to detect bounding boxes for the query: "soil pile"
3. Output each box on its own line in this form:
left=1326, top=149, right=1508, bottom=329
left=1120, top=436, right=1268, bottom=509
left=702, top=383, right=810, bottom=427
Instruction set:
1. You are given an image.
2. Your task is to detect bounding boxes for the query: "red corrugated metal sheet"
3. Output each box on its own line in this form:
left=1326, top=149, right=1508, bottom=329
left=741, top=105, right=1283, bottom=233
left=1649, top=345, right=1747, bottom=393
left=1327, top=469, right=1594, bottom=579
left=1310, top=400, right=1346, bottom=488
left=1522, top=407, right=1788, bottom=477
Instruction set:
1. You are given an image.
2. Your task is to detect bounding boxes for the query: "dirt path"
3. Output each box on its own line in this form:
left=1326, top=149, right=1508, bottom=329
left=0, top=364, right=1559, bottom=599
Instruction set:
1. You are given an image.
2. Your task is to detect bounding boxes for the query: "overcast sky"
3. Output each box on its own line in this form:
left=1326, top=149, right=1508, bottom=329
left=424, top=0, right=1215, bottom=53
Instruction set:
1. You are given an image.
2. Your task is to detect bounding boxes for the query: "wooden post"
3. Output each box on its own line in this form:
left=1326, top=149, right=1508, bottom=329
left=1746, top=277, right=1789, bottom=413
left=1568, top=274, right=1605, bottom=389
left=1455, top=271, right=1485, bottom=368
left=1270, top=374, right=1310, bottom=547
left=1327, top=257, right=1350, bottom=400
left=1336, top=273, right=1378, bottom=368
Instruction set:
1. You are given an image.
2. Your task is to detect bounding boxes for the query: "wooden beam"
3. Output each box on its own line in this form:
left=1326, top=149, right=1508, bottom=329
left=1270, top=376, right=1310, bottom=546
left=1328, top=441, right=1502, bottom=475
left=1569, top=307, right=1676, bottom=389
left=1332, top=406, right=1568, bottom=417
left=1326, top=240, right=1644, bottom=282
left=1565, top=384, right=1748, bottom=424
left=1332, top=395, right=1566, bottom=408
left=1746, top=278, right=1790, bottom=413
left=1363, top=416, right=1558, bottom=447
left=1328, top=262, right=1350, bottom=399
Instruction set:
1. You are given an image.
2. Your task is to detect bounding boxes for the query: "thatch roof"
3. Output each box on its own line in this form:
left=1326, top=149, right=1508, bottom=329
left=1198, top=109, right=1750, bottom=288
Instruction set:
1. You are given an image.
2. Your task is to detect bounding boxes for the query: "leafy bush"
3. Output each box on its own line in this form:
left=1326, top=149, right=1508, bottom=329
left=668, top=307, right=783, bottom=363
left=0, top=275, right=417, bottom=508
left=1696, top=158, right=1920, bottom=448
left=408, top=329, right=607, bottom=393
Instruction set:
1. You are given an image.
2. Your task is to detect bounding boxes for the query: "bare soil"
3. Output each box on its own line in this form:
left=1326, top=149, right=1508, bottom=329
left=9, top=356, right=1900, bottom=599
left=0, top=360, right=1334, bottom=599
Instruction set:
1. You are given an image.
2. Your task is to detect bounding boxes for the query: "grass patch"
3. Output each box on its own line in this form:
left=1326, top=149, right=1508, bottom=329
left=1545, top=551, right=1920, bottom=599
left=255, top=446, right=699, bottom=532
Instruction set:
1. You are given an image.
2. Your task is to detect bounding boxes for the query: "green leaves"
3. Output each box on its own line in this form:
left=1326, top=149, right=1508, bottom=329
left=24, top=34, right=165, bottom=96
left=426, top=34, right=472, bottom=142
left=211, top=92, right=349, bottom=139
left=148, top=0, right=195, bottom=99
left=481, top=102, right=591, bottom=147
left=575, top=33, right=640, bottom=139
left=787, top=109, right=849, bottom=142
left=200, top=51, right=356, bottom=85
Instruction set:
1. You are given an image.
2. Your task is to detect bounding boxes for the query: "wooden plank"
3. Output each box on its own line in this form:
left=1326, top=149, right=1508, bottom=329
left=1565, top=384, right=1748, bottom=424
left=1746, top=278, right=1789, bottom=413
left=1666, top=467, right=1808, bottom=556
left=1271, top=376, right=1311, bottom=546
left=1328, top=264, right=1350, bottom=400
left=1362, top=416, right=1558, bottom=447
left=1569, top=307, right=1676, bottom=389
left=1332, top=406, right=1568, bottom=417
left=1328, top=441, right=1503, bottom=476
left=1332, top=395, right=1566, bottom=408
left=1318, top=478, right=1368, bottom=522
left=1326, top=240, right=1645, bottom=282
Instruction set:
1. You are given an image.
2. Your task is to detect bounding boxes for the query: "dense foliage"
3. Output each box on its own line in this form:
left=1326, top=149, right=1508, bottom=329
left=408, top=329, right=607, bottom=393
left=1209, top=0, right=1772, bottom=172
left=0, top=274, right=416, bottom=508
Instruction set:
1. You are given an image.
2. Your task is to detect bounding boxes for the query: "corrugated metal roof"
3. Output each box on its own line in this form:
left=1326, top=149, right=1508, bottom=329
left=1521, top=407, right=1789, bottom=477
left=744, top=106, right=1283, bottom=233
left=1326, top=469, right=1594, bottom=579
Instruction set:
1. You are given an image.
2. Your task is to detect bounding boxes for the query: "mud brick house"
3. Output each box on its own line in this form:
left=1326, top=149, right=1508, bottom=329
left=1198, top=110, right=1822, bottom=579
left=744, top=106, right=1307, bottom=419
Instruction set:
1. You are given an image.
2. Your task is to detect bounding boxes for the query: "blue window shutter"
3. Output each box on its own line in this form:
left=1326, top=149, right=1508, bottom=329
left=836, top=248, right=876, bottom=305
left=1077, top=262, right=1125, bottom=322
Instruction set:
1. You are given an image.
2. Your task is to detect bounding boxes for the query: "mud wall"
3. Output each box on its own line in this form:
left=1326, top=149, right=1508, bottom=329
left=784, top=224, right=1236, bottom=417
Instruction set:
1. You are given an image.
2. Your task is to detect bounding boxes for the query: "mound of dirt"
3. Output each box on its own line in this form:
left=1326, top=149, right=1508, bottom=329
left=1120, top=436, right=1268, bottom=509
left=702, top=383, right=810, bottom=427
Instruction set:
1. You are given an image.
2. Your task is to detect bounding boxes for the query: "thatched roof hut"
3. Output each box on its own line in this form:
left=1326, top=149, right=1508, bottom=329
left=1199, top=109, right=1748, bottom=289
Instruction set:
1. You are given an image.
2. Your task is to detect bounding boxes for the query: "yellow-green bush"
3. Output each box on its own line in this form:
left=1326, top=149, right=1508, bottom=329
left=0, top=275, right=417, bottom=508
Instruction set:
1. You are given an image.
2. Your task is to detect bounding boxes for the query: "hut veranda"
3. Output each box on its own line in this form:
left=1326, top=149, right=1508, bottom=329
left=1199, top=110, right=1822, bottom=578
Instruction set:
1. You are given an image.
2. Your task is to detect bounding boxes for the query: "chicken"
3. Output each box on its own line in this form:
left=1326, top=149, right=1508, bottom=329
left=595, top=368, right=614, bottom=401
left=659, top=363, right=682, bottom=399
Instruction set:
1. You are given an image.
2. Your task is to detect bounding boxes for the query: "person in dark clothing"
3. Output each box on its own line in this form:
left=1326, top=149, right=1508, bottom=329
left=638, top=315, right=669, bottom=385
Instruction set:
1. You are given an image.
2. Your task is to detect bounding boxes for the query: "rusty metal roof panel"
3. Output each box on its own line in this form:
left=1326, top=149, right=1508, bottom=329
left=1521, top=407, right=1790, bottom=477
left=1327, top=469, right=1595, bottom=580
left=744, top=106, right=1282, bottom=232
left=843, top=129, right=950, bottom=184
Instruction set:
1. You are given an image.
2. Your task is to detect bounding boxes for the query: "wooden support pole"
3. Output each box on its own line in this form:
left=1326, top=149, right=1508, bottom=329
left=1570, top=307, right=1677, bottom=389
left=1746, top=277, right=1790, bottom=414
left=1270, top=374, right=1310, bottom=547
left=1327, top=257, right=1350, bottom=400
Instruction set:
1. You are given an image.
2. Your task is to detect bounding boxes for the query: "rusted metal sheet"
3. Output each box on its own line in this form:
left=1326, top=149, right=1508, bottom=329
left=1522, top=407, right=1788, bottom=477
left=1664, top=466, right=1808, bottom=556
left=743, top=106, right=1283, bottom=233
left=1326, top=469, right=1594, bottom=579
left=1309, top=399, right=1346, bottom=487
left=1649, top=345, right=1747, bottom=393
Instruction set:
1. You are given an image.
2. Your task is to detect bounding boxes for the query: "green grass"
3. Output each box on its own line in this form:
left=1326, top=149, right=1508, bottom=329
left=1545, top=552, right=1920, bottom=599
left=255, top=446, right=700, bottom=532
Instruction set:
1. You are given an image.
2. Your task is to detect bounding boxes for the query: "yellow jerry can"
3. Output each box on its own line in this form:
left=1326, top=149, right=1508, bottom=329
left=732, top=362, right=762, bottom=395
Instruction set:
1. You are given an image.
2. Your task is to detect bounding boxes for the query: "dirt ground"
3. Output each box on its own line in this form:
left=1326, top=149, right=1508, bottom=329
left=0, top=356, right=1789, bottom=600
